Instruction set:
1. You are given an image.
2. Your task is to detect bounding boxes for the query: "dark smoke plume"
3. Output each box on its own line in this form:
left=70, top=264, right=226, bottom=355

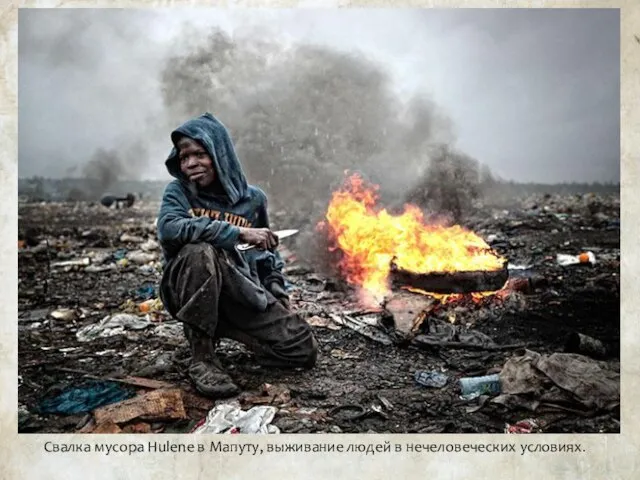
left=21, top=12, right=489, bottom=215
left=81, top=144, right=148, bottom=195
left=160, top=28, right=469, bottom=219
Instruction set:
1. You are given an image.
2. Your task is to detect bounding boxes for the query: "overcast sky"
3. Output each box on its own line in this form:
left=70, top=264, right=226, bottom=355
left=19, top=8, right=620, bottom=184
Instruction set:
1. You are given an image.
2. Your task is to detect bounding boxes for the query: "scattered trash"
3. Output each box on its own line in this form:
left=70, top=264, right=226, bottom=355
left=565, top=332, right=607, bottom=359
left=88, top=422, right=123, bottom=434
left=139, top=298, right=164, bottom=313
left=240, top=383, right=291, bottom=407
left=330, top=348, right=359, bottom=360
left=37, top=381, right=136, bottom=415
left=329, top=313, right=393, bottom=345
left=18, top=404, right=31, bottom=429
left=192, top=404, right=280, bottom=434
left=377, top=395, right=394, bottom=411
left=121, top=422, right=153, bottom=434
left=152, top=323, right=184, bottom=342
left=370, top=404, right=387, bottom=419
left=413, top=318, right=499, bottom=350
left=126, top=250, right=157, bottom=265
left=140, top=239, right=160, bottom=252
left=59, top=347, right=82, bottom=353
left=135, top=284, right=156, bottom=300
left=306, top=315, right=342, bottom=330
left=120, top=233, right=145, bottom=243
left=17, top=189, right=621, bottom=435
left=95, top=349, right=117, bottom=356
left=138, top=264, right=158, bottom=275
left=85, top=264, right=117, bottom=273
left=497, top=350, right=619, bottom=413
left=415, top=370, right=449, bottom=388
left=75, top=314, right=151, bottom=342
left=507, top=263, right=533, bottom=270
left=51, top=258, right=90, bottom=268
left=105, top=376, right=175, bottom=390
left=556, top=251, right=596, bottom=266
left=87, top=250, right=112, bottom=264
left=49, top=308, right=77, bottom=321
left=459, top=374, right=501, bottom=399
left=93, top=389, right=187, bottom=425
left=113, top=249, right=128, bottom=261
left=505, top=418, right=539, bottom=434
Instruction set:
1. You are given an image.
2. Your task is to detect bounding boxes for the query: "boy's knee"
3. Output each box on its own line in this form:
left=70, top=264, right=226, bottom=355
left=175, top=243, right=220, bottom=273
left=178, top=242, right=214, bottom=261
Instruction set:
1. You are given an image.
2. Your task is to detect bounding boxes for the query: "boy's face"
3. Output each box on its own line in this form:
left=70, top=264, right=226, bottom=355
left=177, top=137, right=215, bottom=188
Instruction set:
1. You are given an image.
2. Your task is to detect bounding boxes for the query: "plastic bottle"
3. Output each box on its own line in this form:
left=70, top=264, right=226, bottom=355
left=459, top=374, right=501, bottom=398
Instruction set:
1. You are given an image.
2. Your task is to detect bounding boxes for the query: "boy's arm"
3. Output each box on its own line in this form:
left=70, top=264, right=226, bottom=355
left=157, top=182, right=241, bottom=256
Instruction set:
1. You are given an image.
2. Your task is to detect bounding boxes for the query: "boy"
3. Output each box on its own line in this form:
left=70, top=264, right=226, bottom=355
left=157, top=113, right=317, bottom=398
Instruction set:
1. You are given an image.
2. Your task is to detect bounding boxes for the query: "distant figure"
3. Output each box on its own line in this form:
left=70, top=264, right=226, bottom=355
left=100, top=193, right=136, bottom=209
left=157, top=113, right=317, bottom=398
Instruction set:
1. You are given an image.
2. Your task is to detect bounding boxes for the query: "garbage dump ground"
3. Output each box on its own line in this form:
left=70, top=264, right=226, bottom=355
left=18, top=192, right=620, bottom=434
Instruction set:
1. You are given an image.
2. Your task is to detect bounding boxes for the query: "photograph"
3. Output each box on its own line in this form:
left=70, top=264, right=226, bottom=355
left=17, top=7, right=620, bottom=435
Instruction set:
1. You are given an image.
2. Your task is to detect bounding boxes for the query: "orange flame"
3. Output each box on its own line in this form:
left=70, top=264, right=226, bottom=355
left=321, top=173, right=505, bottom=303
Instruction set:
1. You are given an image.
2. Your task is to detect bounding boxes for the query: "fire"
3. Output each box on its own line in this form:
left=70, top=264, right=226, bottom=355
left=403, top=287, right=511, bottom=305
left=320, top=173, right=505, bottom=303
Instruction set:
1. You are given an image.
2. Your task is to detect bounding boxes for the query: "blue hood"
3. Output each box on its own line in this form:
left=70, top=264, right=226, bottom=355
left=165, top=113, right=249, bottom=205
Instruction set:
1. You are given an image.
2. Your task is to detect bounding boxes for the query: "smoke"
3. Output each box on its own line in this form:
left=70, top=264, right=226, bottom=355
left=405, top=145, right=482, bottom=223
left=18, top=9, right=172, bottom=197
left=20, top=9, right=620, bottom=198
left=160, top=27, right=461, bottom=217
left=81, top=144, right=148, bottom=193
left=20, top=11, right=486, bottom=209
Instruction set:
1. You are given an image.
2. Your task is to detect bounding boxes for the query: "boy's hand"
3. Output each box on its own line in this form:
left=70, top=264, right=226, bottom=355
left=238, top=227, right=279, bottom=250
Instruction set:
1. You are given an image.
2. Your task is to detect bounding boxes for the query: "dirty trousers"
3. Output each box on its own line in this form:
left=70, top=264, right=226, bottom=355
left=160, top=243, right=317, bottom=369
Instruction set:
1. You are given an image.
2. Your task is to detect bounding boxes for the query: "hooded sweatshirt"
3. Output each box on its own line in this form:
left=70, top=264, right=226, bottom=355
left=157, top=113, right=287, bottom=312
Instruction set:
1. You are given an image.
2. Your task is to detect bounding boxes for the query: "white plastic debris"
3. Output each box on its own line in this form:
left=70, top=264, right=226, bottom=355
left=192, top=404, right=280, bottom=434
left=126, top=250, right=158, bottom=264
left=50, top=309, right=77, bottom=321
left=508, top=263, right=533, bottom=270
left=137, top=264, right=157, bottom=275
left=556, top=251, right=596, bottom=266
left=140, top=239, right=160, bottom=252
left=51, top=258, right=90, bottom=268
left=58, top=347, right=82, bottom=353
left=87, top=251, right=112, bottom=265
left=95, top=349, right=117, bottom=356
left=120, top=233, right=145, bottom=243
left=75, top=313, right=152, bottom=342
left=85, top=264, right=117, bottom=273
